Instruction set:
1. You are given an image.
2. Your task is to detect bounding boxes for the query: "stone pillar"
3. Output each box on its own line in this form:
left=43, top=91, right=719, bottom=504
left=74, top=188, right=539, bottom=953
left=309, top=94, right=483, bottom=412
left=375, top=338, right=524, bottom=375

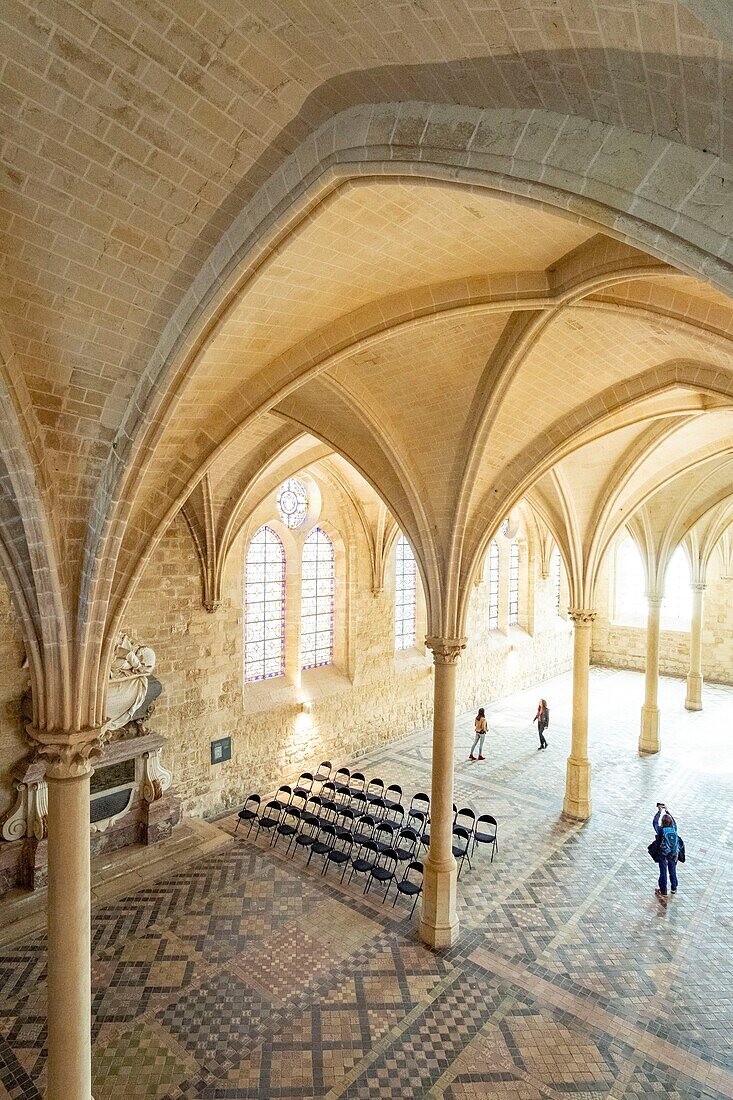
left=563, top=609, right=595, bottom=821
left=420, top=636, right=466, bottom=948
left=685, top=582, right=705, bottom=711
left=29, top=727, right=103, bottom=1100
left=639, top=594, right=663, bottom=754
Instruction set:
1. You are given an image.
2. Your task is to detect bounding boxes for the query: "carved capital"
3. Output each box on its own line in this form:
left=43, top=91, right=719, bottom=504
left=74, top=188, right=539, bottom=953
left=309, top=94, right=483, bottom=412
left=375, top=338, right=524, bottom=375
left=203, top=599, right=221, bottom=614
left=568, top=608, right=596, bottom=626
left=691, top=581, right=706, bottom=593
left=425, top=636, right=467, bottom=664
left=645, top=592, right=663, bottom=608
left=26, top=725, right=106, bottom=780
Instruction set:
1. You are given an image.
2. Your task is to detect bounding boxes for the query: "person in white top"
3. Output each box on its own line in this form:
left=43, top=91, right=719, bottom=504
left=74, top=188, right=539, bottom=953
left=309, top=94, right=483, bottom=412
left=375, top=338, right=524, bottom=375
left=469, top=708, right=488, bottom=762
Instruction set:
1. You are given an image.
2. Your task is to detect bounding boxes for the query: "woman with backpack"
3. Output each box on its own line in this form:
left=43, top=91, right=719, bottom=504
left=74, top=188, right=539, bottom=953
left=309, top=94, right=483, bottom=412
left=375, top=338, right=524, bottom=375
left=655, top=813, right=680, bottom=900
left=533, top=698, right=549, bottom=749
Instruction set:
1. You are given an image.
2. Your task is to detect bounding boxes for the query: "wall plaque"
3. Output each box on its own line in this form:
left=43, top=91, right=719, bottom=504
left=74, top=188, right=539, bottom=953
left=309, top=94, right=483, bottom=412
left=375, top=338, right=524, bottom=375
left=210, top=737, right=232, bottom=765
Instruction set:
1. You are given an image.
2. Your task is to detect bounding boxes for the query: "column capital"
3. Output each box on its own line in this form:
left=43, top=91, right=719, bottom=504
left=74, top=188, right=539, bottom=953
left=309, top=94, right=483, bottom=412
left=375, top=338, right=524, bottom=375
left=26, top=725, right=106, bottom=780
left=691, top=581, right=706, bottom=593
left=425, top=636, right=467, bottom=664
left=645, top=592, right=664, bottom=608
left=568, top=608, right=596, bottom=625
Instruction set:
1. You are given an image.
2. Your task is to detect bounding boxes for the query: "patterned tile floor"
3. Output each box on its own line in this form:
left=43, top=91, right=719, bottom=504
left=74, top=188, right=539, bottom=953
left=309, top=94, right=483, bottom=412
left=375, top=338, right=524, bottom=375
left=0, top=667, right=732, bottom=1098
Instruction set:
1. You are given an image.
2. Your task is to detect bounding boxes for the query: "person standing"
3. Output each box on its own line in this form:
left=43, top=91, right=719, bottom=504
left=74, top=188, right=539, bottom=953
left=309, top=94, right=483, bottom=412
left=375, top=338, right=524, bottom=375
left=469, top=708, right=488, bottom=761
left=533, top=698, right=549, bottom=749
left=655, top=812, right=679, bottom=900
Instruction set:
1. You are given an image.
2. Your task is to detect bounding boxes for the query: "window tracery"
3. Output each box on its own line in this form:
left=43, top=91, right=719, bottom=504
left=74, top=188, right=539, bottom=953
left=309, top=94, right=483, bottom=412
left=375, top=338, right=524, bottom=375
left=508, top=539, right=520, bottom=626
left=244, top=526, right=286, bottom=682
left=395, top=534, right=417, bottom=651
left=487, top=539, right=499, bottom=630
left=301, top=527, right=335, bottom=669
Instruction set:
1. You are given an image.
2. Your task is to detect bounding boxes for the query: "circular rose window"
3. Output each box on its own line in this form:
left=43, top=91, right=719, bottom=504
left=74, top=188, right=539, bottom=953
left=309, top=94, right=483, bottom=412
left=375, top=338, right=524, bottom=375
left=276, top=477, right=308, bottom=528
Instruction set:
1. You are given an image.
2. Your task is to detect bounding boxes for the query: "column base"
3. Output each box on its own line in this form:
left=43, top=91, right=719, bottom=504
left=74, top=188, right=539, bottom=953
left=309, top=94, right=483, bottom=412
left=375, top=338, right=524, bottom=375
left=685, top=674, right=703, bottom=711
left=562, top=756, right=591, bottom=821
left=639, top=704, right=660, bottom=753
left=419, top=855, right=459, bottom=948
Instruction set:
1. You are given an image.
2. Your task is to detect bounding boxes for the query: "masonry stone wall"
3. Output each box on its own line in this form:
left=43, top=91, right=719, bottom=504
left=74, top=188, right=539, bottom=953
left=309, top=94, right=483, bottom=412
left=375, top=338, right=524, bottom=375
left=0, top=582, right=29, bottom=820
left=121, top=515, right=573, bottom=817
left=592, top=551, right=733, bottom=685
left=0, top=512, right=573, bottom=824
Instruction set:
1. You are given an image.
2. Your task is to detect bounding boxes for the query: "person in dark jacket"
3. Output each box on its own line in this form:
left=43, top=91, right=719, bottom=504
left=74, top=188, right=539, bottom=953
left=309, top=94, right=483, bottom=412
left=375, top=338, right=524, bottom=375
left=655, top=813, right=679, bottom=900
left=533, top=699, right=549, bottom=749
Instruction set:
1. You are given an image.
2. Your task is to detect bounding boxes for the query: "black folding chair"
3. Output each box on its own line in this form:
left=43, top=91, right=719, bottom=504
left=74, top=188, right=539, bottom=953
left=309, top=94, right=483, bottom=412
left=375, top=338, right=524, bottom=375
left=350, top=790, right=368, bottom=817
left=293, top=772, right=314, bottom=801
left=393, top=860, right=423, bottom=917
left=349, top=772, right=367, bottom=797
left=394, top=826, right=419, bottom=865
left=384, top=802, right=405, bottom=828
left=409, top=792, right=430, bottom=818
left=455, top=807, right=476, bottom=841
left=333, top=767, right=351, bottom=800
left=272, top=807, right=300, bottom=849
left=366, top=847, right=398, bottom=900
left=291, top=813, right=320, bottom=858
left=234, top=793, right=260, bottom=836
left=353, top=813, right=377, bottom=847
left=320, top=782, right=339, bottom=821
left=334, top=806, right=355, bottom=841
left=323, top=833, right=353, bottom=882
left=384, top=783, right=402, bottom=811
left=366, top=777, right=386, bottom=811
left=255, top=799, right=283, bottom=842
left=452, top=825, right=472, bottom=878
left=307, top=822, right=336, bottom=869
left=348, top=840, right=378, bottom=887
left=314, top=760, right=332, bottom=785
left=473, top=814, right=499, bottom=861
left=406, top=807, right=426, bottom=835
left=374, top=820, right=395, bottom=854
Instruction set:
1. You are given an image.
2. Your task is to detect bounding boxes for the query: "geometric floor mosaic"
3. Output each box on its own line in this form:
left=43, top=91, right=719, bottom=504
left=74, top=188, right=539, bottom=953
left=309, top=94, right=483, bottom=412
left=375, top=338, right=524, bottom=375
left=0, top=667, right=731, bottom=1098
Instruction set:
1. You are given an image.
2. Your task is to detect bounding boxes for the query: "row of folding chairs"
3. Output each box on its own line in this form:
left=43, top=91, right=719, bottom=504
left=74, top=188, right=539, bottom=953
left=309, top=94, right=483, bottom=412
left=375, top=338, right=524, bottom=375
left=245, top=801, right=424, bottom=913
left=236, top=791, right=498, bottom=874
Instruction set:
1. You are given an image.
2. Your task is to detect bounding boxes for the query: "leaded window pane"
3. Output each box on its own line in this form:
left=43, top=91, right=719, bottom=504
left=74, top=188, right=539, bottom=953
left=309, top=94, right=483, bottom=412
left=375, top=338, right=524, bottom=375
left=487, top=539, right=499, bottom=630
left=551, top=546, right=562, bottom=616
left=395, top=534, right=417, bottom=651
left=301, top=527, right=334, bottom=669
left=244, top=525, right=286, bottom=682
left=508, top=539, right=519, bottom=626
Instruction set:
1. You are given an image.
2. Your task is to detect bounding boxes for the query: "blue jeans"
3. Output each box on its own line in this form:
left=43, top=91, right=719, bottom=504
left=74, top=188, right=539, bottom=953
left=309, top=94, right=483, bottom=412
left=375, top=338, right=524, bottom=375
left=658, top=856, right=678, bottom=895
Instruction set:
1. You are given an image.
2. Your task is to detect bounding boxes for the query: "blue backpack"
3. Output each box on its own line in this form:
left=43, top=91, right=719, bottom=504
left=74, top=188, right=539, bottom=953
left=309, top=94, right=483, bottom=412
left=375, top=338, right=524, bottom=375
left=659, top=826, right=679, bottom=858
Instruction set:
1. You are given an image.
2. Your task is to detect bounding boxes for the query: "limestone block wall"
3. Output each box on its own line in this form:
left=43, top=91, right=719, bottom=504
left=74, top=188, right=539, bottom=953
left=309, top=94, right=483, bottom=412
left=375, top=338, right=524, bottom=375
left=591, top=552, right=733, bottom=685
left=0, top=512, right=574, bottom=823
left=0, top=583, right=29, bottom=819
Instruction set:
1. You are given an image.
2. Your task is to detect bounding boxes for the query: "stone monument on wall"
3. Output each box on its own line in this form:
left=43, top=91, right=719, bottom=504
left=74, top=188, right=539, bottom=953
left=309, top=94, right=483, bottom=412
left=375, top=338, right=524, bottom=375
left=0, top=631, right=180, bottom=895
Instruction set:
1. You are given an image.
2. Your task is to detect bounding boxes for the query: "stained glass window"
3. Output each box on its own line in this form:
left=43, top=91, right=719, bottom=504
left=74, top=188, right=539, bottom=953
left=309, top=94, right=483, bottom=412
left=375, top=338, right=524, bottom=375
left=551, top=546, right=562, bottom=616
left=508, top=539, right=519, bottom=626
left=244, top=525, right=285, bottom=682
left=499, top=517, right=509, bottom=535
left=395, top=534, right=417, bottom=651
left=277, top=477, right=308, bottom=529
left=487, top=539, right=499, bottom=630
left=301, top=527, right=334, bottom=669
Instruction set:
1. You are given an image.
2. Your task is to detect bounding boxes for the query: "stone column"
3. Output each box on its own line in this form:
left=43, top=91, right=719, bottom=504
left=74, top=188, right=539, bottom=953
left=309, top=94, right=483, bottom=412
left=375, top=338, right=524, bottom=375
left=420, top=636, right=466, bottom=948
left=685, top=582, right=705, bottom=711
left=29, top=727, right=103, bottom=1100
left=563, top=609, right=595, bottom=821
left=639, top=593, right=663, bottom=754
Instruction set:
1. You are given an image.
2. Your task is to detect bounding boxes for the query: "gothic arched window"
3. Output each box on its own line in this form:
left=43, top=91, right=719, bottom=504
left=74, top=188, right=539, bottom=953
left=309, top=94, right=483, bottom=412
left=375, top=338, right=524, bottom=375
left=614, top=537, right=645, bottom=624
left=508, top=540, right=520, bottom=626
left=551, top=546, right=562, bottom=616
left=244, top=525, right=286, bottom=682
left=661, top=546, right=692, bottom=629
left=395, top=534, right=417, bottom=651
left=301, top=527, right=335, bottom=669
left=487, top=539, right=499, bottom=630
